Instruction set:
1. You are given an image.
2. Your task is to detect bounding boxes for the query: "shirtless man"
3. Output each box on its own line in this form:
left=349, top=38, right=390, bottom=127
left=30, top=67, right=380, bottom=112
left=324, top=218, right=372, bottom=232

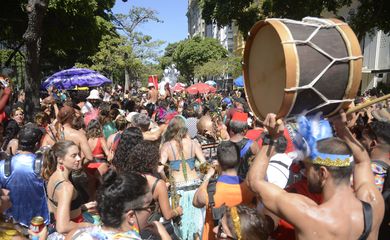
left=248, top=112, right=384, bottom=240
left=147, top=83, right=158, bottom=105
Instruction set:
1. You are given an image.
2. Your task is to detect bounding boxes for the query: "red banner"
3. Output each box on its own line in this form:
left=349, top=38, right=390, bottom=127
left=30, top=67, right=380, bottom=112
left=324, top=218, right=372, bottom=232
left=148, top=75, right=158, bottom=90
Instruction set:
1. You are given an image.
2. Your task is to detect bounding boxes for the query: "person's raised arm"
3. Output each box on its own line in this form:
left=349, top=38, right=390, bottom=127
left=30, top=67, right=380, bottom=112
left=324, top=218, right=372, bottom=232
left=331, top=111, right=382, bottom=200
left=247, top=114, right=317, bottom=229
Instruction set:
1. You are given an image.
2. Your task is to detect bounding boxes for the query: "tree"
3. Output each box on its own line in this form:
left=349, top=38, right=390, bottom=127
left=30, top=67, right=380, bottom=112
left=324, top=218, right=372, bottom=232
left=0, top=0, right=117, bottom=118
left=348, top=0, right=390, bottom=39
left=201, top=0, right=262, bottom=39
left=172, top=37, right=228, bottom=83
left=201, top=0, right=390, bottom=40
left=262, top=0, right=351, bottom=19
left=160, top=42, right=180, bottom=71
left=78, top=7, right=164, bottom=90
left=194, top=55, right=242, bottom=80
left=23, top=0, right=48, bottom=119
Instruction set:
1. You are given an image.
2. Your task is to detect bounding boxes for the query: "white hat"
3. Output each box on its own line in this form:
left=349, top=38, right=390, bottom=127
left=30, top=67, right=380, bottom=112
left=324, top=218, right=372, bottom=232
left=126, top=112, right=139, bottom=124
left=86, top=89, right=101, bottom=100
left=148, top=82, right=155, bottom=88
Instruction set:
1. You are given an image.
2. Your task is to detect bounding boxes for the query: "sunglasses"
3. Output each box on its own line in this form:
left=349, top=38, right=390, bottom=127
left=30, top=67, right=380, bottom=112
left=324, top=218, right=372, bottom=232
left=133, top=202, right=156, bottom=213
left=217, top=221, right=237, bottom=240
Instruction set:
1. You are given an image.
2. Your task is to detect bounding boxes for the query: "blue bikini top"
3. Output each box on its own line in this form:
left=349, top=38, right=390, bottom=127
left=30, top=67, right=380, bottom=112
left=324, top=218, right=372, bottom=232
left=168, top=142, right=196, bottom=171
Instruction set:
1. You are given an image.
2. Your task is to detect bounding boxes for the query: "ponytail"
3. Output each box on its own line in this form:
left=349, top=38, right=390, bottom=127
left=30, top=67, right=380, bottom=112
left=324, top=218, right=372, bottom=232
left=41, top=147, right=56, bottom=181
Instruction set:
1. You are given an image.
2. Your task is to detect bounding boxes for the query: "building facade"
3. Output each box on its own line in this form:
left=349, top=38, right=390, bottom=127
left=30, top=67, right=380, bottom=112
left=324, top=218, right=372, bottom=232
left=186, top=0, right=243, bottom=55
left=322, top=1, right=390, bottom=92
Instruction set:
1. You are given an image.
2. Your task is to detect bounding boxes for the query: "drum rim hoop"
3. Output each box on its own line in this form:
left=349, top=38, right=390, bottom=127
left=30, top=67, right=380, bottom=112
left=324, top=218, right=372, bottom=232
left=243, top=19, right=298, bottom=120
left=325, top=18, right=362, bottom=117
left=244, top=18, right=362, bottom=119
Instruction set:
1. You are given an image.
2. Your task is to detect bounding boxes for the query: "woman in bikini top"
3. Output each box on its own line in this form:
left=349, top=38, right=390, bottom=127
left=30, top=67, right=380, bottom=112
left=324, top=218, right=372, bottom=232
left=159, top=115, right=206, bottom=183
left=42, top=140, right=95, bottom=236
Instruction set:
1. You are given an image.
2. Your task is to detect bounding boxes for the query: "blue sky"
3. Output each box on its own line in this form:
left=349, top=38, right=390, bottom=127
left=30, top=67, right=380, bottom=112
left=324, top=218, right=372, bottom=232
left=112, top=0, right=189, bottom=48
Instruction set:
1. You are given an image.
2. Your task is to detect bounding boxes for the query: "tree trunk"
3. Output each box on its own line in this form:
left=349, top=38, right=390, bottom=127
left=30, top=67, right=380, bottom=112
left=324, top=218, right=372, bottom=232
left=124, top=67, right=130, bottom=92
left=23, top=0, right=48, bottom=121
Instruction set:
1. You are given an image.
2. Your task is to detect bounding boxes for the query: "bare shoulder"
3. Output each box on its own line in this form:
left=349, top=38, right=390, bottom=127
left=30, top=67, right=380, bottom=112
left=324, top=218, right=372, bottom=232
left=355, top=183, right=385, bottom=224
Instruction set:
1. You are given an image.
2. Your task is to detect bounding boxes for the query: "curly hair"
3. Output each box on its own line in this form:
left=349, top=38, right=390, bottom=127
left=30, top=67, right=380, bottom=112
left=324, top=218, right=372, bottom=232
left=97, top=170, right=149, bottom=228
left=117, top=141, right=160, bottom=174
left=112, top=127, right=144, bottom=170
left=225, top=205, right=270, bottom=240
left=86, top=119, right=103, bottom=139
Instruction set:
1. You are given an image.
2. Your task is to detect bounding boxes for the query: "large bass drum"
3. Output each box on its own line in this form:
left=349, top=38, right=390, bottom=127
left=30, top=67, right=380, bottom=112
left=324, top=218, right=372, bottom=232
left=243, top=17, right=362, bottom=120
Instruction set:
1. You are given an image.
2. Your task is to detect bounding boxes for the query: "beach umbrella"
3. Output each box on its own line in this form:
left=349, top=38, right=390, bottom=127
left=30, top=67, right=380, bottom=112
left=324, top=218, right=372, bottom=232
left=172, top=83, right=186, bottom=92
left=205, top=80, right=217, bottom=86
left=234, top=75, right=244, bottom=87
left=186, top=83, right=216, bottom=95
left=41, top=68, right=112, bottom=90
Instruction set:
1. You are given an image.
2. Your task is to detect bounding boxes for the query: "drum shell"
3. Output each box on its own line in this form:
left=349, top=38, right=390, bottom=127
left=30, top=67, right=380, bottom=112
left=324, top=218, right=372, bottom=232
left=243, top=18, right=362, bottom=120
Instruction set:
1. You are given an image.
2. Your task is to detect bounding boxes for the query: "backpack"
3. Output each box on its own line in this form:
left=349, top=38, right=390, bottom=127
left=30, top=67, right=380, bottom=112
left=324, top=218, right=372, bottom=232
left=207, top=178, right=226, bottom=226
left=2, top=148, right=45, bottom=177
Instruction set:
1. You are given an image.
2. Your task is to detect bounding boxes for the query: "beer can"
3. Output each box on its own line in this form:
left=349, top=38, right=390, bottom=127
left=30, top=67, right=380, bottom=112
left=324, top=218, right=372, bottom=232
left=29, top=216, right=44, bottom=234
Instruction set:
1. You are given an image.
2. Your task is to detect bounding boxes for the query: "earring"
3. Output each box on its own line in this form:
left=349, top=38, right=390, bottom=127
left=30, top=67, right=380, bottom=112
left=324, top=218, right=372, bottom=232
left=59, top=165, right=65, bottom=171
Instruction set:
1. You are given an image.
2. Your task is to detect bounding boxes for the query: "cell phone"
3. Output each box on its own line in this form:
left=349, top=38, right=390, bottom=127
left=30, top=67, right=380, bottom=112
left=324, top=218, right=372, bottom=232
left=0, top=79, right=8, bottom=88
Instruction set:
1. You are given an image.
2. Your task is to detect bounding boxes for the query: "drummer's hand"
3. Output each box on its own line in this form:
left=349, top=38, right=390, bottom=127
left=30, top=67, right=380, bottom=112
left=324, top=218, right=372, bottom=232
left=329, top=110, right=348, bottom=136
left=263, top=113, right=284, bottom=139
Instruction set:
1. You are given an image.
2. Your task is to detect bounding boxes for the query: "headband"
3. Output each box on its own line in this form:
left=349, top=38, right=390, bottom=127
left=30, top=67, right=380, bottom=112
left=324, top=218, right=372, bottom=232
left=293, top=115, right=352, bottom=167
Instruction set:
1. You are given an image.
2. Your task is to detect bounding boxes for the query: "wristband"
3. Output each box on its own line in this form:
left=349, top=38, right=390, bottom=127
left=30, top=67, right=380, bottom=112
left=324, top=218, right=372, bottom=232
left=262, top=134, right=274, bottom=146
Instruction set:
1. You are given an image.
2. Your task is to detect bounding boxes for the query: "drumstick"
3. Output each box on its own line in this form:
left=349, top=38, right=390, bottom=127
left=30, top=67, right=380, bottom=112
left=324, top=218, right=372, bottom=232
left=346, top=94, right=390, bottom=115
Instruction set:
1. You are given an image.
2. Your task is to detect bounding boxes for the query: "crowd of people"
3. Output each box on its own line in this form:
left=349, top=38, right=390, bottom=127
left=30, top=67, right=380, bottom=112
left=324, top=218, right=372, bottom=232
left=0, top=73, right=389, bottom=240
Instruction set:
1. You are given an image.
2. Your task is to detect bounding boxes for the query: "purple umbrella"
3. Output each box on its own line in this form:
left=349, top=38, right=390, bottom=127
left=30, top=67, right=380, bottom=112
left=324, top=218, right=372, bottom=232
left=41, top=68, right=112, bottom=90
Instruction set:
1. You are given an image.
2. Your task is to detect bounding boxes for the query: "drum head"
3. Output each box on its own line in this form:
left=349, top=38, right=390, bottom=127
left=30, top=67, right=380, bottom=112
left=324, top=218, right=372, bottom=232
left=244, top=20, right=297, bottom=120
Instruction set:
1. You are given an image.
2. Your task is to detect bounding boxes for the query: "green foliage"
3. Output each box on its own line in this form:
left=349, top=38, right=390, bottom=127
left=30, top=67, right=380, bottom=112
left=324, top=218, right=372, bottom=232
left=201, top=0, right=262, bottom=39
left=0, top=49, right=26, bottom=87
left=194, top=55, right=242, bottom=80
left=172, top=37, right=228, bottom=83
left=159, top=42, right=180, bottom=70
left=262, top=0, right=351, bottom=19
left=201, top=0, right=390, bottom=40
left=349, top=0, right=390, bottom=38
left=76, top=6, right=164, bottom=85
left=0, top=0, right=116, bottom=76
